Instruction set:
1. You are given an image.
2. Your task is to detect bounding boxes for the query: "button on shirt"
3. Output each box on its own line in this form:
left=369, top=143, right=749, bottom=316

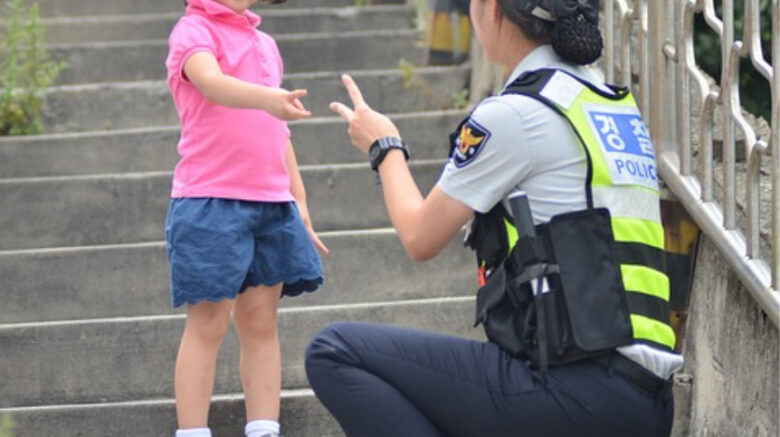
left=437, top=45, right=683, bottom=380
left=166, top=0, right=293, bottom=202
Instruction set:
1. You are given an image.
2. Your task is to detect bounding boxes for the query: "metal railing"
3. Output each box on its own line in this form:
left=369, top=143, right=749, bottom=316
left=605, top=0, right=779, bottom=327
left=469, top=1, right=780, bottom=326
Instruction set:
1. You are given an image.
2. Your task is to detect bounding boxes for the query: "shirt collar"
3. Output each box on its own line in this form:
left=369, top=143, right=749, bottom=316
left=186, top=0, right=262, bottom=29
left=502, top=44, right=612, bottom=94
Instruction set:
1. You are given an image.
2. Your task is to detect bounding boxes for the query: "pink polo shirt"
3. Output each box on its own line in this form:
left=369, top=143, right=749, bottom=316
left=165, top=0, right=293, bottom=202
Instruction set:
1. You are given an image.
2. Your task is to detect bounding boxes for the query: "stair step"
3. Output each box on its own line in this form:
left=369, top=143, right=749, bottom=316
left=0, top=161, right=446, bottom=250
left=0, top=110, right=465, bottom=178
left=2, top=389, right=343, bottom=436
left=0, top=297, right=480, bottom=407
left=41, top=6, right=414, bottom=43
left=42, top=65, right=470, bottom=132
left=49, top=29, right=424, bottom=85
left=0, top=372, right=695, bottom=437
left=37, top=0, right=405, bottom=18
left=1, top=3, right=477, bottom=433
left=0, top=229, right=475, bottom=323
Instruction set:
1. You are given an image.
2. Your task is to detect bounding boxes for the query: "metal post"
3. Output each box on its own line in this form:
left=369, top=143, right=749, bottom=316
left=665, top=0, right=680, bottom=158
left=638, top=0, right=650, bottom=120
left=605, top=0, right=615, bottom=83
left=648, top=0, right=664, bottom=155
left=677, top=0, right=692, bottom=176
left=618, top=1, right=633, bottom=87
left=722, top=0, right=737, bottom=230
left=773, top=0, right=779, bottom=290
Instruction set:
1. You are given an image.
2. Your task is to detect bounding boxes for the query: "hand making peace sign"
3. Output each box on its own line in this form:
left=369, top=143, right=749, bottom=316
left=329, top=74, right=401, bottom=153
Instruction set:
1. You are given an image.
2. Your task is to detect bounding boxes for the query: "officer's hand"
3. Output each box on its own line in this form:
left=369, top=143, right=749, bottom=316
left=329, top=74, right=400, bottom=153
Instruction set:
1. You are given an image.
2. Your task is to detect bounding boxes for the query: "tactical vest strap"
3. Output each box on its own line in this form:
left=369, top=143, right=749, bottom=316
left=503, top=70, right=595, bottom=209
left=504, top=69, right=630, bottom=102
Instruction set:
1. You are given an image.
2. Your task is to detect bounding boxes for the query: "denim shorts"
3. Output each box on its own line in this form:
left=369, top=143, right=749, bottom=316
left=165, top=198, right=324, bottom=307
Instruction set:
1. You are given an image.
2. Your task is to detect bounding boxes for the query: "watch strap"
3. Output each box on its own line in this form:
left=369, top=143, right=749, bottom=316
left=369, top=136, right=409, bottom=171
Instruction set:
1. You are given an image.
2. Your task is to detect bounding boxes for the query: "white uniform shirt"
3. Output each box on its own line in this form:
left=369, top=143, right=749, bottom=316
left=437, top=45, right=683, bottom=380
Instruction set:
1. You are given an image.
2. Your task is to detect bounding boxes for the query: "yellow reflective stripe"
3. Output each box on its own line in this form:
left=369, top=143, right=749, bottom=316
left=621, top=264, right=670, bottom=301
left=630, top=314, right=677, bottom=349
left=611, top=217, right=665, bottom=249
left=504, top=219, right=519, bottom=254
left=562, top=94, right=613, bottom=188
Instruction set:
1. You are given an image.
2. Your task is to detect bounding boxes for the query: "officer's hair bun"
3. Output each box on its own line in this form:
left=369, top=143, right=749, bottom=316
left=550, top=1, right=603, bottom=65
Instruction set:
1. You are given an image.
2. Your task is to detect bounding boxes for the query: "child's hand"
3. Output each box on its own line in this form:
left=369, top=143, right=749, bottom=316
left=298, top=202, right=330, bottom=255
left=263, top=88, right=312, bottom=121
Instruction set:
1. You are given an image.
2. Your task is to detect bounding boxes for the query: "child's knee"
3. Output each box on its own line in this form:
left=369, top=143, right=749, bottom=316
left=233, top=306, right=278, bottom=340
left=186, top=304, right=232, bottom=343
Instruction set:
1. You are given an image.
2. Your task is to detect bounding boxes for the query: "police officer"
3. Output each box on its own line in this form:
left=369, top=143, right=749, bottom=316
left=306, top=0, right=682, bottom=435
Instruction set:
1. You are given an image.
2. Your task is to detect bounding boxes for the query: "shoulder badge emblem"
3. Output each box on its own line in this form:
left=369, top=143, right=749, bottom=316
left=453, top=119, right=490, bottom=168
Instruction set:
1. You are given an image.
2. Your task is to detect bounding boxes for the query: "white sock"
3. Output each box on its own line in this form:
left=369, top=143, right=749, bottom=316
left=176, top=428, right=212, bottom=437
left=245, top=420, right=280, bottom=437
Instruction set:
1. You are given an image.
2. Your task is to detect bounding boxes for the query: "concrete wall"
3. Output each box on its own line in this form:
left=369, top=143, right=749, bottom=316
left=673, top=237, right=779, bottom=436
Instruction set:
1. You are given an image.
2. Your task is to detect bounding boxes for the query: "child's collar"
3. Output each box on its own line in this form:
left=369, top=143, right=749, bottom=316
left=186, top=0, right=262, bottom=29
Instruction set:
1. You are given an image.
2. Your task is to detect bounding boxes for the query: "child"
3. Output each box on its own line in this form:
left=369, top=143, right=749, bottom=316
left=165, top=1, right=327, bottom=436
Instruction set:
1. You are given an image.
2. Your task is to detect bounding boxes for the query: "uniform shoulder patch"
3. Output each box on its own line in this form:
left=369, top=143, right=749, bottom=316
left=452, top=118, right=491, bottom=168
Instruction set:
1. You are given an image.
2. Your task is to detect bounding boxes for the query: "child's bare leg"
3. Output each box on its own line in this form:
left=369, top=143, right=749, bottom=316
left=233, top=283, right=284, bottom=421
left=175, top=299, right=234, bottom=428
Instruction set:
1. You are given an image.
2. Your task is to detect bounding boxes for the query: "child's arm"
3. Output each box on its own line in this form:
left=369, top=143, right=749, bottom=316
left=184, top=52, right=310, bottom=121
left=285, top=139, right=329, bottom=254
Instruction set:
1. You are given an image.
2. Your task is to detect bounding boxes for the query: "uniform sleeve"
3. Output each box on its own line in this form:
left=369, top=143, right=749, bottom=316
left=436, top=97, right=535, bottom=213
left=166, top=18, right=218, bottom=82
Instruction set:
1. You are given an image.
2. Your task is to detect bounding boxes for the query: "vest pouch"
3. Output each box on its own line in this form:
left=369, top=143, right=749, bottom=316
left=476, top=258, right=582, bottom=366
left=466, top=208, right=511, bottom=273
left=543, top=208, right=633, bottom=355
left=475, top=208, right=633, bottom=369
left=526, top=273, right=570, bottom=364
left=474, top=262, right=534, bottom=357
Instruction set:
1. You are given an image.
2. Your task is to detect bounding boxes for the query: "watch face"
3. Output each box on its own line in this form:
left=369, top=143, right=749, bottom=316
left=370, top=137, right=406, bottom=170
left=369, top=142, right=383, bottom=160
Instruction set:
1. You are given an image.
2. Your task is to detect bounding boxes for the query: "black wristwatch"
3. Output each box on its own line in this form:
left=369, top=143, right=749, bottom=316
left=369, top=136, right=409, bottom=172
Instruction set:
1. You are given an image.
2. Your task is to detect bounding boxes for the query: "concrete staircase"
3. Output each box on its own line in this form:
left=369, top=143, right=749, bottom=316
left=0, top=1, right=479, bottom=435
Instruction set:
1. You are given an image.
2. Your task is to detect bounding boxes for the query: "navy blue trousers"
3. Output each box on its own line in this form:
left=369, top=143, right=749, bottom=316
left=305, top=322, right=674, bottom=437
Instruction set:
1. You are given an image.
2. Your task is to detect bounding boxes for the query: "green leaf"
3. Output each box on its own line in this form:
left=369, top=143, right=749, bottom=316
left=0, top=413, right=16, bottom=437
left=0, top=0, right=66, bottom=135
